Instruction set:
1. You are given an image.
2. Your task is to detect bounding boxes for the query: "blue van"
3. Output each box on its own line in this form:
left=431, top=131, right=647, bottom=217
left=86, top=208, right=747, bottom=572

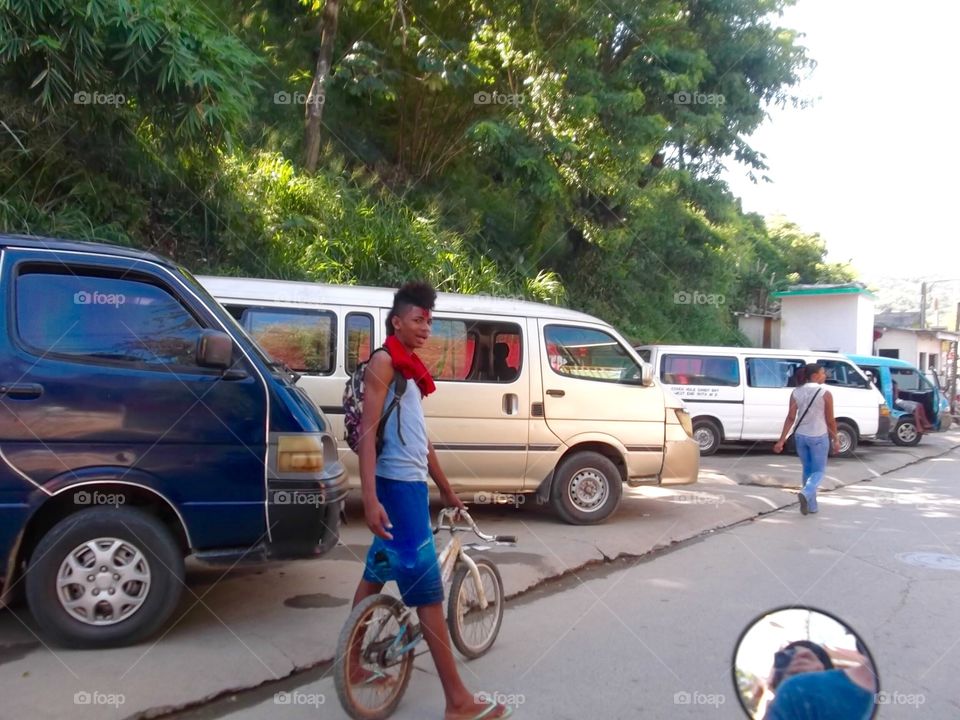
left=847, top=354, right=951, bottom=446
left=0, top=236, right=347, bottom=648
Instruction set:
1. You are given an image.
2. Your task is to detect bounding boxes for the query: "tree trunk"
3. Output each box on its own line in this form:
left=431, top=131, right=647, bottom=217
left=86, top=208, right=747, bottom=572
left=303, top=0, right=340, bottom=174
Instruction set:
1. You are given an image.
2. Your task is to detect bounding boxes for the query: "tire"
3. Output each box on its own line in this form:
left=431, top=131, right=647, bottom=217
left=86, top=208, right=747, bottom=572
left=447, top=556, right=504, bottom=659
left=692, top=418, right=722, bottom=455
left=836, top=421, right=858, bottom=457
left=334, top=594, right=414, bottom=720
left=24, top=507, right=184, bottom=649
left=891, top=418, right=922, bottom=446
left=551, top=451, right=623, bottom=525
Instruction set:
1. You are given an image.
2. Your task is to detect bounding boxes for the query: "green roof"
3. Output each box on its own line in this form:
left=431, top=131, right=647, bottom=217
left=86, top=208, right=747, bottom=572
left=772, top=284, right=876, bottom=300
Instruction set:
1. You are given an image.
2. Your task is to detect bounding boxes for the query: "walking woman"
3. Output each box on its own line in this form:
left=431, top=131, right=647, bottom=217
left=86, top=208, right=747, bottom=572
left=773, top=363, right=841, bottom=514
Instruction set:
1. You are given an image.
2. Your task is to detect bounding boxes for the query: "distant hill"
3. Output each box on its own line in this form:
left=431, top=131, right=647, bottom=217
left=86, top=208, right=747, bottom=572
left=865, top=275, right=960, bottom=328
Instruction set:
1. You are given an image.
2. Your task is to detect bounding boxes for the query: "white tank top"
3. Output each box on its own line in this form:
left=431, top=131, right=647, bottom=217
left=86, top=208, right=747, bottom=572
left=792, top=383, right=829, bottom=437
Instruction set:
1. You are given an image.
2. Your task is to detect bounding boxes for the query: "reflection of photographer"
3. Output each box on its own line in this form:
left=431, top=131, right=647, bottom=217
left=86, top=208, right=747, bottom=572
left=762, top=640, right=876, bottom=720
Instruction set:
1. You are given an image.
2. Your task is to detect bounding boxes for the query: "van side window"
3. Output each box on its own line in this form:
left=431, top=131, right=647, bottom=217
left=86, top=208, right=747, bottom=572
left=241, top=308, right=336, bottom=375
left=419, top=319, right=474, bottom=380
left=418, top=319, right=521, bottom=382
left=544, top=325, right=642, bottom=383
left=746, top=358, right=804, bottom=388
left=890, top=367, right=922, bottom=391
left=345, top=313, right=373, bottom=373
left=817, top=359, right=869, bottom=388
left=17, top=271, right=204, bottom=367
left=661, top=354, right=739, bottom=386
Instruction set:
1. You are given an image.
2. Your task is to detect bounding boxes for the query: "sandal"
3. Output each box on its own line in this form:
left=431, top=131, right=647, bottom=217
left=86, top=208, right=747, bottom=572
left=446, top=700, right=514, bottom=720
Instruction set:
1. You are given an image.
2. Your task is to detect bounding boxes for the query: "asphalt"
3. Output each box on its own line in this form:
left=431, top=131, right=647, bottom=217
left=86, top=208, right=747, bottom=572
left=0, top=430, right=957, bottom=720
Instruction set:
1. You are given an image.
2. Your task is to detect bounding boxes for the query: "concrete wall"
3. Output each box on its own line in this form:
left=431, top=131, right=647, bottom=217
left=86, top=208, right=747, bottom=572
left=874, top=329, right=943, bottom=368
left=780, top=294, right=869, bottom=353
left=736, top=316, right=780, bottom=348
left=855, top=295, right=875, bottom=354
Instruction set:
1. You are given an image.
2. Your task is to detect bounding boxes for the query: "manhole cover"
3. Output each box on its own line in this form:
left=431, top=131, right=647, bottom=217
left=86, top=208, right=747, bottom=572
left=896, top=552, right=960, bottom=571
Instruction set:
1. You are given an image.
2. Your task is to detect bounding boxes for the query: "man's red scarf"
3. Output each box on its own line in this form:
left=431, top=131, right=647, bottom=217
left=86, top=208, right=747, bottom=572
left=384, top=335, right=436, bottom=397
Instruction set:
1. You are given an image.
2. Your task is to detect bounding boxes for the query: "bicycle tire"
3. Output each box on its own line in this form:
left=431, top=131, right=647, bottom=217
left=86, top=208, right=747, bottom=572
left=447, top=556, right=504, bottom=659
left=334, top=594, right=415, bottom=720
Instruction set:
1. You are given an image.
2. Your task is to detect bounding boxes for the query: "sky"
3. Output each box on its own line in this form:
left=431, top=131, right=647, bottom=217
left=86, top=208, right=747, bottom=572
left=722, top=0, right=960, bottom=284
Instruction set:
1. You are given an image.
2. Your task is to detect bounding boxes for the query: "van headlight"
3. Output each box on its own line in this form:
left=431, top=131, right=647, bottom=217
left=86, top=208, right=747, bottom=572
left=675, top=408, right=694, bottom=438
left=880, top=403, right=891, bottom=417
left=277, top=435, right=325, bottom=472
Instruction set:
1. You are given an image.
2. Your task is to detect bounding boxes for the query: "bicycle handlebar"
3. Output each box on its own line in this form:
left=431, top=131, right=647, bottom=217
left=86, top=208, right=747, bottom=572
left=434, top=507, right=515, bottom=544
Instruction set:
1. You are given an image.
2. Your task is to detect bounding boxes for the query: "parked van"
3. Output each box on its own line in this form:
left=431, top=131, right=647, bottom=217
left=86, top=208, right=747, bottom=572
left=635, top=345, right=891, bottom=456
left=0, top=236, right=347, bottom=648
left=199, top=277, right=700, bottom=525
left=848, top=354, right=952, bottom=446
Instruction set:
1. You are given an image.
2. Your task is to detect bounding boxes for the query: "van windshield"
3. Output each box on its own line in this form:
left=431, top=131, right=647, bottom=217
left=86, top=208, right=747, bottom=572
left=178, top=267, right=292, bottom=383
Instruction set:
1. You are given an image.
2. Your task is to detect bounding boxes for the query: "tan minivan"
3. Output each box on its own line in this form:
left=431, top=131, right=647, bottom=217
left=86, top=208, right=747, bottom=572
left=200, top=277, right=699, bottom=524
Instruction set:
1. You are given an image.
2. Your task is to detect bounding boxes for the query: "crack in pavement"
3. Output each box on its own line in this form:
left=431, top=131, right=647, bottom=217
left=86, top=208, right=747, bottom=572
left=135, top=441, right=960, bottom=719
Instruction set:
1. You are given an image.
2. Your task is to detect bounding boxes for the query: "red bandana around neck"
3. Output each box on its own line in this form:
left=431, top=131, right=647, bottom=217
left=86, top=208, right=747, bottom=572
left=383, top=335, right=436, bottom=397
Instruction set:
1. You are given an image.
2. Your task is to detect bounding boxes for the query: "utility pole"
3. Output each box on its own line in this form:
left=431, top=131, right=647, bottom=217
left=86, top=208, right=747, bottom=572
left=920, top=281, right=927, bottom=329
left=952, top=302, right=959, bottom=415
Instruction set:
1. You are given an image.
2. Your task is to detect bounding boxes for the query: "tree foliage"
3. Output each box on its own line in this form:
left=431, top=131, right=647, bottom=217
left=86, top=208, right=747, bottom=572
left=0, top=0, right=853, bottom=344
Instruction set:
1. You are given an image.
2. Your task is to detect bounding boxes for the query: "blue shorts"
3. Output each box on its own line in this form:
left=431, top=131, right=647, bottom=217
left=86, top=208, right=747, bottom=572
left=362, top=477, right=443, bottom=607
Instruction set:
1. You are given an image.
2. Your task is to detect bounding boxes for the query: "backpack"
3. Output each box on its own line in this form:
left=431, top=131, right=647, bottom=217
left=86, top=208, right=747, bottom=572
left=343, top=348, right=407, bottom=455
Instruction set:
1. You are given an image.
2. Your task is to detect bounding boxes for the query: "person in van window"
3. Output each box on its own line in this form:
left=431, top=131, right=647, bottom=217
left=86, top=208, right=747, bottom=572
left=493, top=341, right=518, bottom=382
left=891, top=380, right=934, bottom=432
left=773, top=364, right=841, bottom=515
left=348, top=281, right=514, bottom=720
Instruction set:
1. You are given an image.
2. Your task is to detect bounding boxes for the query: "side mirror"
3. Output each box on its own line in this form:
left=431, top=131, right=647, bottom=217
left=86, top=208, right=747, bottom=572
left=197, top=330, right=234, bottom=370
left=641, top=363, right=654, bottom=386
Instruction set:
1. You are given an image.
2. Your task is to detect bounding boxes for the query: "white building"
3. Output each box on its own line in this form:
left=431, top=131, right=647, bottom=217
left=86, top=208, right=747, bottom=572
left=770, top=283, right=875, bottom=355
left=873, top=326, right=959, bottom=374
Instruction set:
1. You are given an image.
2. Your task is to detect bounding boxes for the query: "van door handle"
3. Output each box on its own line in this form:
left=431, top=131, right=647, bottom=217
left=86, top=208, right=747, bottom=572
left=502, top=393, right=519, bottom=415
left=0, top=382, right=43, bottom=399
left=546, top=389, right=565, bottom=398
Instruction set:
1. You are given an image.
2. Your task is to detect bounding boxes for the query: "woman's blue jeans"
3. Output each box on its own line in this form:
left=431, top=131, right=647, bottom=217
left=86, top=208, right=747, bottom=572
left=795, top=433, right=829, bottom=511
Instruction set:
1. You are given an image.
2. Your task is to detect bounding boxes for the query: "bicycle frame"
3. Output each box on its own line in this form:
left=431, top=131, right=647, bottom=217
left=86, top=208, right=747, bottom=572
left=380, top=508, right=500, bottom=663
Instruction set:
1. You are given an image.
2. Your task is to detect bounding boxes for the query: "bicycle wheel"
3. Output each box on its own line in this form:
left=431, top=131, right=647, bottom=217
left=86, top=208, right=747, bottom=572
left=334, top=594, right=415, bottom=720
left=447, top=556, right=504, bottom=659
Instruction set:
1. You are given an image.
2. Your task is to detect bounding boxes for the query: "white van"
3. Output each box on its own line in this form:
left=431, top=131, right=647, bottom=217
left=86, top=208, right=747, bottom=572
left=200, top=277, right=699, bottom=524
left=635, top=345, right=891, bottom=457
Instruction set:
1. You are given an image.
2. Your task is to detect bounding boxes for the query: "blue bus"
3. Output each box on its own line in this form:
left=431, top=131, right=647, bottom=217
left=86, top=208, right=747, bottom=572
left=847, top=354, right=951, bottom=446
left=0, top=236, right=347, bottom=648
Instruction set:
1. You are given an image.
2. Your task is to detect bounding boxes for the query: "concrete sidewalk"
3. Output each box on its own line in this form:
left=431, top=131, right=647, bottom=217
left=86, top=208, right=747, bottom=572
left=0, top=430, right=956, bottom=720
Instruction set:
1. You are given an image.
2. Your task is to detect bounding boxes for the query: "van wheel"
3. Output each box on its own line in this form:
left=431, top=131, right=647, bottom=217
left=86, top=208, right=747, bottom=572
left=25, top=507, right=184, bottom=649
left=692, top=419, right=722, bottom=456
left=892, top=418, right=922, bottom=446
left=551, top=452, right=623, bottom=525
left=836, top=421, right=858, bottom=457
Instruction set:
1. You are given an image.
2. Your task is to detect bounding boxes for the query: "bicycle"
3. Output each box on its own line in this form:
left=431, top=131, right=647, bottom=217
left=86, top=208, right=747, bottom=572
left=334, top=508, right=516, bottom=720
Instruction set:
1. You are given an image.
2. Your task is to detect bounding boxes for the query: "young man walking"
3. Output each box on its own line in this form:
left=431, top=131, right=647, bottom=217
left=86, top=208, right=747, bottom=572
left=773, top=363, right=841, bottom=514
left=350, top=281, right=513, bottom=720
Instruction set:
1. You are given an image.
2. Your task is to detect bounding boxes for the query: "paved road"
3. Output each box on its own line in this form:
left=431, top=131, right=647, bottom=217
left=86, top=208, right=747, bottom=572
left=1, top=431, right=957, bottom=719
